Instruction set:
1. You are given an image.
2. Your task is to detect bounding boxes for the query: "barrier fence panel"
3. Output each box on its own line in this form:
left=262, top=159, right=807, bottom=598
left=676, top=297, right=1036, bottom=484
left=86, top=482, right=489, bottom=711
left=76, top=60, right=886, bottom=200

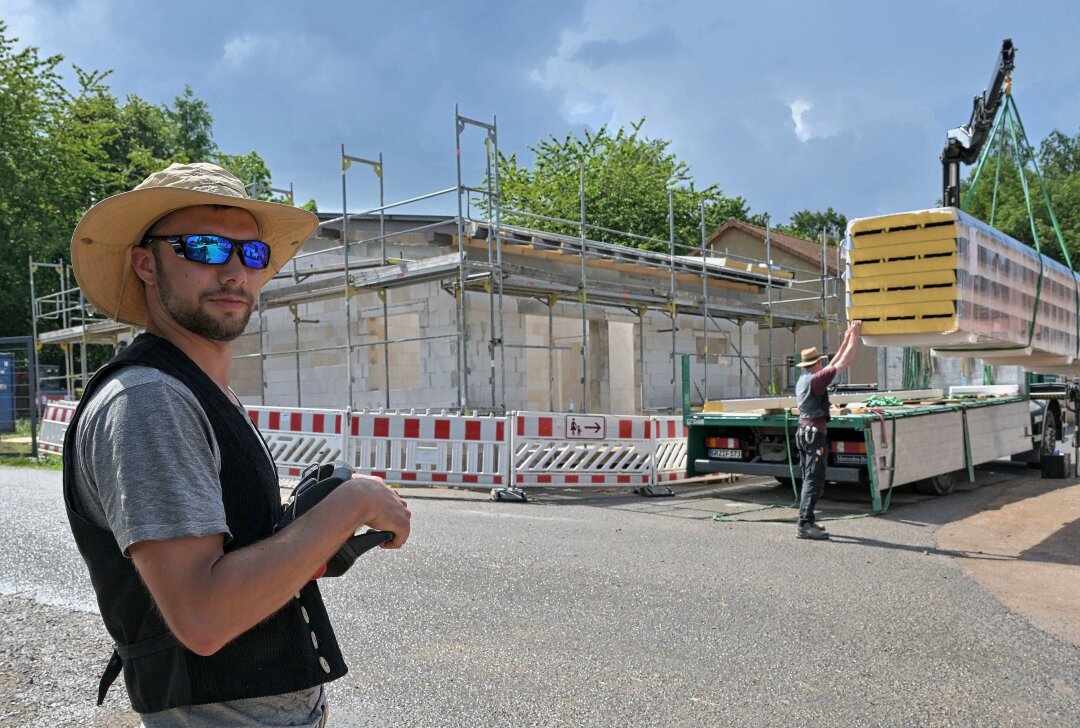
left=247, top=406, right=350, bottom=479
left=38, top=400, right=78, bottom=454
left=651, top=416, right=689, bottom=483
left=348, top=410, right=508, bottom=487
left=36, top=402, right=696, bottom=493
left=512, top=412, right=655, bottom=488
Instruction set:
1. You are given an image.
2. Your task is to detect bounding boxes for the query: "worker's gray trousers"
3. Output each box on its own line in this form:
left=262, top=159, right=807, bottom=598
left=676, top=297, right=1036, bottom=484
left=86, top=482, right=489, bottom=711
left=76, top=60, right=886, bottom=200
left=796, top=424, right=827, bottom=526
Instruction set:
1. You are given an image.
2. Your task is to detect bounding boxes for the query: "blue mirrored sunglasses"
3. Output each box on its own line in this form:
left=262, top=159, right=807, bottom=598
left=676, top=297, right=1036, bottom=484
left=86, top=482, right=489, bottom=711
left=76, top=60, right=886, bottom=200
left=141, top=234, right=271, bottom=270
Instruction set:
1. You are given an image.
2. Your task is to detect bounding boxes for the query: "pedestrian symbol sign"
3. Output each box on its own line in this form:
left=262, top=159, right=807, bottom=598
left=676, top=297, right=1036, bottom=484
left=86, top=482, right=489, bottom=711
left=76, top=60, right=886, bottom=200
left=566, top=415, right=605, bottom=440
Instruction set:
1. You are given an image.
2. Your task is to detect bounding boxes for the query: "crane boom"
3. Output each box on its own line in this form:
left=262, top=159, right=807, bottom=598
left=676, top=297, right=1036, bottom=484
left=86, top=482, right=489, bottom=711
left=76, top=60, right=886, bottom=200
left=941, top=38, right=1016, bottom=208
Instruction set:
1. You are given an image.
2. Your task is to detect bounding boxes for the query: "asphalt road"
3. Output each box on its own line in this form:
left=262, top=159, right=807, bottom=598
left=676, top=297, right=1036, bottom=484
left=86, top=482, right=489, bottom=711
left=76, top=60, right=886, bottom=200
left=1, top=465, right=1078, bottom=727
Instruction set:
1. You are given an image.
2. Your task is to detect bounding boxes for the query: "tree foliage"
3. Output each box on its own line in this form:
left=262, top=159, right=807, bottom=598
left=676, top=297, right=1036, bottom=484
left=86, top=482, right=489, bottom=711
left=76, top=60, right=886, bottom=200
left=784, top=207, right=847, bottom=243
left=961, top=125, right=1080, bottom=265
left=496, top=119, right=762, bottom=253
left=0, top=24, right=311, bottom=340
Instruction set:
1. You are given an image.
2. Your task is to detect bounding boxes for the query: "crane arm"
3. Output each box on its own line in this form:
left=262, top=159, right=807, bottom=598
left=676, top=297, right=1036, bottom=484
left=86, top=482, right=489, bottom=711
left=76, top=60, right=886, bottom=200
left=941, top=38, right=1016, bottom=208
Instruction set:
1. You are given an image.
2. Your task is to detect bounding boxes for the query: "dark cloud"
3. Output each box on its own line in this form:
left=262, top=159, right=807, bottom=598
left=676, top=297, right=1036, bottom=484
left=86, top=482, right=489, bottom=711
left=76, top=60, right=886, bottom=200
left=571, top=26, right=681, bottom=68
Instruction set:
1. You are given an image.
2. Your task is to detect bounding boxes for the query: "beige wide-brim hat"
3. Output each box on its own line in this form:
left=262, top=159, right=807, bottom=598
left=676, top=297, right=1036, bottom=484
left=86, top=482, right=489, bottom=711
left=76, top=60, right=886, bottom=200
left=71, top=162, right=318, bottom=327
left=795, top=346, right=828, bottom=368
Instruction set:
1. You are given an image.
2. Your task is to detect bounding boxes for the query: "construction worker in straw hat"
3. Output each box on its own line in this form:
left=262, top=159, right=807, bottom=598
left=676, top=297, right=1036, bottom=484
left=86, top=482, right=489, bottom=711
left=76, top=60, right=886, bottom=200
left=62, top=163, right=411, bottom=726
left=793, top=320, right=862, bottom=540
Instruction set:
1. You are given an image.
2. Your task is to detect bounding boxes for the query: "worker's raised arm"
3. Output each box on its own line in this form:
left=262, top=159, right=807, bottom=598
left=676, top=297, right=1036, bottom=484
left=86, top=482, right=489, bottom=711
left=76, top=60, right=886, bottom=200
left=830, top=320, right=862, bottom=372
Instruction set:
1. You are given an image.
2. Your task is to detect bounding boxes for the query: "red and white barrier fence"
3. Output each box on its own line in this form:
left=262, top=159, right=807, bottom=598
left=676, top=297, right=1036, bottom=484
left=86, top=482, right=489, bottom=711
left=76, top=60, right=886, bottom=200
left=247, top=406, right=350, bottom=478
left=38, top=400, right=78, bottom=454
left=652, top=416, right=690, bottom=484
left=512, top=412, right=654, bottom=487
left=350, top=410, right=507, bottom=487
left=38, top=403, right=689, bottom=493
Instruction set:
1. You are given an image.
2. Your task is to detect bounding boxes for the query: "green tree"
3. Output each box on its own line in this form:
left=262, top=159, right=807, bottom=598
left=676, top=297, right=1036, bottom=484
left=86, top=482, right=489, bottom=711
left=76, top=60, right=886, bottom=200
left=0, top=25, right=305, bottom=341
left=215, top=150, right=317, bottom=211
left=0, top=22, right=87, bottom=337
left=961, top=128, right=1080, bottom=265
left=169, top=84, right=215, bottom=163
left=785, top=207, right=847, bottom=243
left=496, top=119, right=757, bottom=253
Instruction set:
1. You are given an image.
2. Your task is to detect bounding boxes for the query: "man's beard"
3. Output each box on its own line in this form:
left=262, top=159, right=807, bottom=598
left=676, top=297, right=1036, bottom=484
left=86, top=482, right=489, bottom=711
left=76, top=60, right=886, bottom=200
left=154, top=264, right=254, bottom=342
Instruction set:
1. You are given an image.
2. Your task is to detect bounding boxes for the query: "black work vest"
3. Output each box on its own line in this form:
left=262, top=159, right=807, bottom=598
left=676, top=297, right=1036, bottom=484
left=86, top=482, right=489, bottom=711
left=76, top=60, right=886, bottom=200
left=62, top=333, right=347, bottom=714
left=796, top=371, right=831, bottom=422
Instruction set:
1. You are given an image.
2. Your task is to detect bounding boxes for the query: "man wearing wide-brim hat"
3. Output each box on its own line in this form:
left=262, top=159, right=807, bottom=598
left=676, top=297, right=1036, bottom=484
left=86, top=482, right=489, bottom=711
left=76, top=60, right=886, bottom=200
left=792, top=320, right=862, bottom=540
left=62, top=163, right=411, bottom=726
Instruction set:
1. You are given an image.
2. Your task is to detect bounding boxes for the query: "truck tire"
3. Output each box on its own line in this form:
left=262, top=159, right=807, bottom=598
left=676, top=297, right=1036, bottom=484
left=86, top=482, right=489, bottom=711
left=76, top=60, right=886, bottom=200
left=914, top=471, right=956, bottom=496
left=1024, top=404, right=1061, bottom=469
left=1040, top=405, right=1060, bottom=458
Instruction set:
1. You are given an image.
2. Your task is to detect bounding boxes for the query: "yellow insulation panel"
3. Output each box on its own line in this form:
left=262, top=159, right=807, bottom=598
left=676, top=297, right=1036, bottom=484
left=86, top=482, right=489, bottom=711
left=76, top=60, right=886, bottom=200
left=849, top=301, right=955, bottom=321
left=848, top=208, right=959, bottom=237
left=861, top=317, right=959, bottom=336
left=847, top=237, right=957, bottom=264
left=848, top=269, right=956, bottom=293
left=851, top=254, right=957, bottom=278
left=851, top=286, right=957, bottom=307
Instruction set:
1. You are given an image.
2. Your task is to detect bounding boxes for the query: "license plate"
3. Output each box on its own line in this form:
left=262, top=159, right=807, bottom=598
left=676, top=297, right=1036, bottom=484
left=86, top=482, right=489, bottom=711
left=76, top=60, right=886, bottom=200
left=708, top=448, right=742, bottom=460
left=833, top=453, right=867, bottom=465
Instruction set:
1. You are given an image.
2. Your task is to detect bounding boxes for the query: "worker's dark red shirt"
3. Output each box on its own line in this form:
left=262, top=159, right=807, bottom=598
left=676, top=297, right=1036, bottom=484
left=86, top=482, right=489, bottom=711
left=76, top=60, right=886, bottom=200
left=798, top=365, right=837, bottom=429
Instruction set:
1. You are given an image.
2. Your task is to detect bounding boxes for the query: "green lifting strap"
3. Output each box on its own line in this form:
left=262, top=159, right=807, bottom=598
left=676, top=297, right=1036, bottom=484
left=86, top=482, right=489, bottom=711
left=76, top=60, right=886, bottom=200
left=1008, top=96, right=1080, bottom=357
left=960, top=95, right=1078, bottom=357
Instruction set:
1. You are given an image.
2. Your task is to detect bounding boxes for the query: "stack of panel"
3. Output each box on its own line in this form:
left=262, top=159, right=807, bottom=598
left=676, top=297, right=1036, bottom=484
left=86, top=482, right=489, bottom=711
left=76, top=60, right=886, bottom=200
left=844, top=207, right=1080, bottom=373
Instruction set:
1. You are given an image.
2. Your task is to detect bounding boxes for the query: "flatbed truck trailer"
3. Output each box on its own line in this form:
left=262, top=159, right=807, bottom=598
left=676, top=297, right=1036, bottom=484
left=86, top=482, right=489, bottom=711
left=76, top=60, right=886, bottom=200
left=685, top=384, right=1075, bottom=512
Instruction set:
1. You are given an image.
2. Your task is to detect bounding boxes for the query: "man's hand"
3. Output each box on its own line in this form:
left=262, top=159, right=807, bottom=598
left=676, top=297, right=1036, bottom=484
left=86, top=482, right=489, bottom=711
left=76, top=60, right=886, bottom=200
left=129, top=473, right=412, bottom=656
left=342, top=475, right=411, bottom=548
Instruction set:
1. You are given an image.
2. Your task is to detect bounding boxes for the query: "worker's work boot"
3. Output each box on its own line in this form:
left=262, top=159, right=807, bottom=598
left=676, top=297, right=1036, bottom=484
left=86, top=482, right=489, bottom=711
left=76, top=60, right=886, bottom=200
left=810, top=521, right=827, bottom=532
left=796, top=523, right=829, bottom=540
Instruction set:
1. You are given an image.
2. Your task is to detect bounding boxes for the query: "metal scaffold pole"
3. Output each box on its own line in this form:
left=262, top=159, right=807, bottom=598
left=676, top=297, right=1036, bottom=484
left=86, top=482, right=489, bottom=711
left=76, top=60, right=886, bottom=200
left=579, top=164, right=588, bottom=411
left=668, top=189, right=677, bottom=412
left=765, top=216, right=774, bottom=395
left=821, top=231, right=829, bottom=356
left=378, top=154, right=388, bottom=409
left=454, top=106, right=470, bottom=411
left=738, top=320, right=744, bottom=397
left=485, top=134, right=497, bottom=410
left=548, top=294, right=557, bottom=412
left=700, top=200, right=709, bottom=403
left=340, top=144, right=355, bottom=409
left=491, top=117, right=506, bottom=412
left=637, top=306, right=647, bottom=413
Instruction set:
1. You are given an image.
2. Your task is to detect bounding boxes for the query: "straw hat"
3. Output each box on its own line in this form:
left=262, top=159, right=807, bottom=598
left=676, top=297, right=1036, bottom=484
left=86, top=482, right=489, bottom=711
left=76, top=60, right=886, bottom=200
left=70, top=162, right=318, bottom=327
left=795, top=346, right=828, bottom=368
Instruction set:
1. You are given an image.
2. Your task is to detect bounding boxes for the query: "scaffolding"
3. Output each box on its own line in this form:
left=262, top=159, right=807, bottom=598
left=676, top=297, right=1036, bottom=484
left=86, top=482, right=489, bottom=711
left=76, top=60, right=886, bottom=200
left=30, top=108, right=842, bottom=414
left=29, top=259, right=133, bottom=399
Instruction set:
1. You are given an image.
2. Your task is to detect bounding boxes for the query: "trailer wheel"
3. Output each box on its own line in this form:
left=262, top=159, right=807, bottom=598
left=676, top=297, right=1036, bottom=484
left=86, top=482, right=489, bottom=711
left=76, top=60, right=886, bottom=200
left=1040, top=405, right=1060, bottom=458
left=914, top=471, right=956, bottom=496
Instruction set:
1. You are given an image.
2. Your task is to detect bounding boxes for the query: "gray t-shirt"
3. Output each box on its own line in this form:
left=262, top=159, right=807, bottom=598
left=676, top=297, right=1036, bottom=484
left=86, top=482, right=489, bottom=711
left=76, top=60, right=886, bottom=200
left=72, top=365, right=324, bottom=727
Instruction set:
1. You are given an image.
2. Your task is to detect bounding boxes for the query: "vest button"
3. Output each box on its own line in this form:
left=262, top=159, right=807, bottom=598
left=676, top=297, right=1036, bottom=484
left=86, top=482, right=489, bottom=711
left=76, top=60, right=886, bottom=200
left=301, top=606, right=310, bottom=623
left=310, top=631, right=319, bottom=649
left=319, top=656, right=331, bottom=673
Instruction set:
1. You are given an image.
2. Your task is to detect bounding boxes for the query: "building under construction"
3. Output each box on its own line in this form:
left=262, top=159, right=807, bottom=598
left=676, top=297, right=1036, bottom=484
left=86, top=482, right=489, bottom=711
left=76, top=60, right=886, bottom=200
left=30, top=110, right=844, bottom=415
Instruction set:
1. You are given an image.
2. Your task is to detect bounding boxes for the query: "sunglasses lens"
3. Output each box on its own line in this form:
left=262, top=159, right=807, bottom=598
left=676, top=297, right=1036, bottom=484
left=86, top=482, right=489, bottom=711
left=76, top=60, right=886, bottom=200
left=240, top=240, right=271, bottom=270
left=184, top=235, right=233, bottom=264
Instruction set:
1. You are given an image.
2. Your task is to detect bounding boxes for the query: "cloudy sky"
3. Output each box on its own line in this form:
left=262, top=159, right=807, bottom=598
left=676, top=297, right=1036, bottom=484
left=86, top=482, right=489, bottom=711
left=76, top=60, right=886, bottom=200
left=3, top=0, right=1079, bottom=224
